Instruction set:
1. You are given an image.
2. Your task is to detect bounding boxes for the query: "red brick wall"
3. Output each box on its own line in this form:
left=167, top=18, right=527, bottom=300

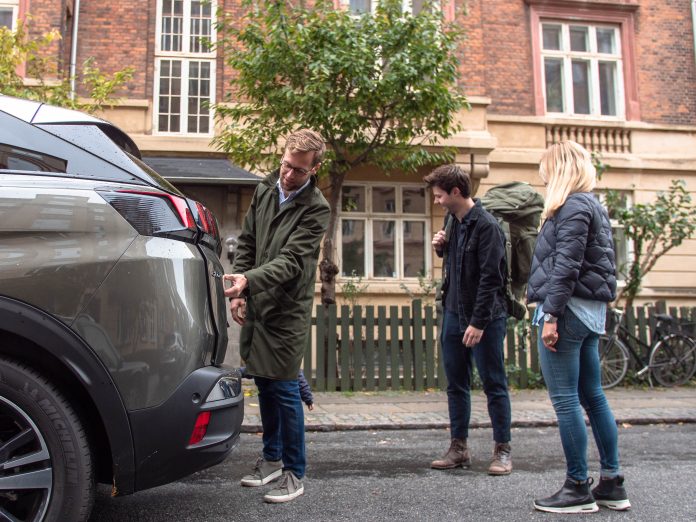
left=456, top=0, right=696, bottom=125
left=19, top=0, right=696, bottom=127
left=634, top=0, right=696, bottom=124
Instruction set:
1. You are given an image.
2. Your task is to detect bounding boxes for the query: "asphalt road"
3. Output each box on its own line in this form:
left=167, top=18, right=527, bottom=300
left=89, top=423, right=696, bottom=521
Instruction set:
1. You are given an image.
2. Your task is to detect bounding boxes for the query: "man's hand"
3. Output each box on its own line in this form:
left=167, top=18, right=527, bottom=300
left=462, top=325, right=483, bottom=347
left=223, top=273, right=248, bottom=298
left=542, top=322, right=559, bottom=351
left=432, top=230, right=447, bottom=251
left=230, top=297, right=247, bottom=325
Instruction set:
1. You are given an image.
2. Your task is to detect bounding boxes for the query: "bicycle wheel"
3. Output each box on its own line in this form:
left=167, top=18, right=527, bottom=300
left=598, top=335, right=630, bottom=389
left=649, top=334, right=696, bottom=387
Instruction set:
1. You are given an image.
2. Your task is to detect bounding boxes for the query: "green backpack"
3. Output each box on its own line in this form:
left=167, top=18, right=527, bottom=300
left=480, top=182, right=545, bottom=320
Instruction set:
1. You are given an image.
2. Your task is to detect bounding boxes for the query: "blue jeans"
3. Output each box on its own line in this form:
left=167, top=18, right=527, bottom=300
left=254, top=376, right=305, bottom=478
left=441, top=310, right=511, bottom=442
left=538, top=308, right=620, bottom=481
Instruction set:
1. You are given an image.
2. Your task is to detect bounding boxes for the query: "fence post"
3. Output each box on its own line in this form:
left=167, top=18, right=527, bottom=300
left=353, top=305, right=364, bottom=391
left=377, top=306, right=388, bottom=391
left=327, top=304, right=337, bottom=392
left=365, top=306, right=376, bottom=391
left=316, top=305, right=326, bottom=391
left=402, top=305, right=413, bottom=391
left=413, top=300, right=425, bottom=391
left=340, top=305, right=351, bottom=391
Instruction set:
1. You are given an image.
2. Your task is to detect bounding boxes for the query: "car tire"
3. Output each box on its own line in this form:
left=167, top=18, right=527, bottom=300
left=0, top=357, right=94, bottom=522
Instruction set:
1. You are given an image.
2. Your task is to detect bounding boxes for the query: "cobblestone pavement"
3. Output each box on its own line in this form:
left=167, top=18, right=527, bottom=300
left=242, top=386, right=696, bottom=432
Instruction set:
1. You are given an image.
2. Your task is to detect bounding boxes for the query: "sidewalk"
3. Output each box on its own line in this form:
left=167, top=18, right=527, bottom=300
left=241, top=386, right=696, bottom=432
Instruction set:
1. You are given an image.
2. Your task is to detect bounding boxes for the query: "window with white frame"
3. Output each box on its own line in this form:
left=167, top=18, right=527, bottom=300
left=0, top=1, right=18, bottom=30
left=340, top=0, right=432, bottom=15
left=594, top=190, right=632, bottom=282
left=154, top=0, right=216, bottom=135
left=541, top=22, right=624, bottom=118
left=339, top=184, right=429, bottom=279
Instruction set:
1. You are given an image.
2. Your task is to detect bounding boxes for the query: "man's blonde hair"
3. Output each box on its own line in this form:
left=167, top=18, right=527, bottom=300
left=285, top=129, right=326, bottom=166
left=539, top=140, right=596, bottom=219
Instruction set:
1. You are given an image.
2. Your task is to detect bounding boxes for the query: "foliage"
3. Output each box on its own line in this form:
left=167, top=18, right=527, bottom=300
left=340, top=270, right=370, bottom=308
left=399, top=272, right=440, bottom=307
left=606, top=179, right=696, bottom=308
left=214, top=0, right=467, bottom=303
left=591, top=150, right=608, bottom=181
left=0, top=20, right=133, bottom=113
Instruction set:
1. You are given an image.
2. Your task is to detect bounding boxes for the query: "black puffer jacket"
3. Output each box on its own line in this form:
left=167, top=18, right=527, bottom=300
left=527, top=192, right=616, bottom=316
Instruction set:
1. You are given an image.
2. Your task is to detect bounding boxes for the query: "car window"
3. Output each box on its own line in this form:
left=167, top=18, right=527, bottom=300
left=0, top=143, right=67, bottom=172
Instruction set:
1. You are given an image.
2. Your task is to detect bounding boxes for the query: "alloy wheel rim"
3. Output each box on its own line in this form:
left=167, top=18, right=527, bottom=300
left=0, top=396, right=53, bottom=522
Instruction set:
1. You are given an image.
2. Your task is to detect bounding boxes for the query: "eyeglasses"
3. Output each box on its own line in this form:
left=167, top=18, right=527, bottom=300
left=280, top=160, right=313, bottom=177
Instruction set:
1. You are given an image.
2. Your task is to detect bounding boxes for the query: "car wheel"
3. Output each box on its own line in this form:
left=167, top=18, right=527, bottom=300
left=0, top=357, right=93, bottom=522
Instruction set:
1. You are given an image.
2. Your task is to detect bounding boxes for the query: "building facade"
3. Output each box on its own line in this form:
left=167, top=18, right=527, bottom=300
left=5, top=0, right=696, bottom=311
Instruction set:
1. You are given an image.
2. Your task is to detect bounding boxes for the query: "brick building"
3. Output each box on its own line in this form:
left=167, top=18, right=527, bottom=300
left=4, top=0, right=696, bottom=307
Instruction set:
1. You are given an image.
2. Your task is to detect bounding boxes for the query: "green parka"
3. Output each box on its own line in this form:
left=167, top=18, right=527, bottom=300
left=232, top=169, right=330, bottom=380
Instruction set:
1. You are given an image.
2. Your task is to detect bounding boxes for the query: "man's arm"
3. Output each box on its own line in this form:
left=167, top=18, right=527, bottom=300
left=469, top=219, right=506, bottom=330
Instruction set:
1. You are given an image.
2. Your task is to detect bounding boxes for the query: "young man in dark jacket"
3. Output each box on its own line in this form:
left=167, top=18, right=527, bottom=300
left=424, top=164, right=513, bottom=475
left=224, top=129, right=330, bottom=503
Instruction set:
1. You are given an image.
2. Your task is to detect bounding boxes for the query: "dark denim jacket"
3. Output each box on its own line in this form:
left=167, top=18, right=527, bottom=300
left=438, top=200, right=508, bottom=330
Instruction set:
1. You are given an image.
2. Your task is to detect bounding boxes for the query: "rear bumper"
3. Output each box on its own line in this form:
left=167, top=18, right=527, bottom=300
left=128, top=365, right=244, bottom=492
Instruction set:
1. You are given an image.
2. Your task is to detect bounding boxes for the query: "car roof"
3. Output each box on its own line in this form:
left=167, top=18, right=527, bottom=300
left=0, top=95, right=178, bottom=193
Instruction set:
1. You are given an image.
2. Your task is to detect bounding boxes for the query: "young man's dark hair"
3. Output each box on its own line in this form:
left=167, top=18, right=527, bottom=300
left=423, top=164, right=471, bottom=198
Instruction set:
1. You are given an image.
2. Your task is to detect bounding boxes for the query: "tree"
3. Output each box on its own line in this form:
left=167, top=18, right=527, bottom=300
left=0, top=20, right=133, bottom=112
left=606, top=179, right=696, bottom=309
left=214, top=0, right=467, bottom=304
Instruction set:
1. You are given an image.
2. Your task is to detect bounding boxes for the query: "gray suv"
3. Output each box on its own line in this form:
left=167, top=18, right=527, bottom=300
left=0, top=96, right=243, bottom=522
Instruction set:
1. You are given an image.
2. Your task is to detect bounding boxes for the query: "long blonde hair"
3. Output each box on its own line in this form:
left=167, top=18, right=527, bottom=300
left=539, top=140, right=596, bottom=219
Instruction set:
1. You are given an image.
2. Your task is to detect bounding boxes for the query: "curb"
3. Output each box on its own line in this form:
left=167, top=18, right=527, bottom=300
left=240, top=416, right=696, bottom=433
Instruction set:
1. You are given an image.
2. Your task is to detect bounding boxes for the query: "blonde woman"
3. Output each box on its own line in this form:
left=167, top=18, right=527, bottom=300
left=527, top=141, right=630, bottom=513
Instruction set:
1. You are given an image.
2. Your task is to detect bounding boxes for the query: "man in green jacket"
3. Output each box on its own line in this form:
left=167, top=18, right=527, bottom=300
left=224, top=129, right=330, bottom=503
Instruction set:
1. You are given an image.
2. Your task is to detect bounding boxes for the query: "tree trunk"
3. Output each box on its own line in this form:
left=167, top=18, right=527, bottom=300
left=320, top=169, right=347, bottom=305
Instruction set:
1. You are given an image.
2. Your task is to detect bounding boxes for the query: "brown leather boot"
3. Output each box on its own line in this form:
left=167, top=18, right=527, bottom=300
left=488, top=442, right=512, bottom=475
left=430, top=438, right=471, bottom=469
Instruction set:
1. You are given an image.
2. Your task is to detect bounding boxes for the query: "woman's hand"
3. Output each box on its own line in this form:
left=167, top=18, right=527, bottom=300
left=542, top=321, right=559, bottom=351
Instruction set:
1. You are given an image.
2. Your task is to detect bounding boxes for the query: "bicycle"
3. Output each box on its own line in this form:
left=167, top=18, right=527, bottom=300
left=599, top=308, right=696, bottom=389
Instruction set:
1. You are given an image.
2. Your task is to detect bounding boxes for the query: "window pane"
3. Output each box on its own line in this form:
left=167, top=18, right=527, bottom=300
left=0, top=8, right=13, bottom=29
left=569, top=26, right=588, bottom=52
left=373, top=186, right=396, bottom=213
left=596, top=28, right=616, bottom=54
left=542, top=24, right=561, bottom=50
left=612, top=226, right=628, bottom=279
left=342, top=186, right=366, bottom=212
left=403, top=221, right=425, bottom=277
left=598, top=61, right=617, bottom=116
left=402, top=187, right=426, bottom=214
left=544, top=58, right=564, bottom=113
left=373, top=220, right=395, bottom=277
left=572, top=60, right=591, bottom=114
left=349, top=0, right=371, bottom=14
left=342, top=219, right=365, bottom=277
left=160, top=0, right=183, bottom=52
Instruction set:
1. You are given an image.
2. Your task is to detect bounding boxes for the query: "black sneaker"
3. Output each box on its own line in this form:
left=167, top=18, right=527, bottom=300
left=534, top=478, right=599, bottom=514
left=592, top=475, right=631, bottom=511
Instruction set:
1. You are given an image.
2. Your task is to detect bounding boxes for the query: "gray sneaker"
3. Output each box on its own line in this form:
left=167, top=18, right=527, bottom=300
left=240, top=457, right=283, bottom=487
left=263, top=470, right=304, bottom=503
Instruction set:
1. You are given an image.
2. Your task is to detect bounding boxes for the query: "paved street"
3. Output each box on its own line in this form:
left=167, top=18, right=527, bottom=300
left=90, top=423, right=696, bottom=521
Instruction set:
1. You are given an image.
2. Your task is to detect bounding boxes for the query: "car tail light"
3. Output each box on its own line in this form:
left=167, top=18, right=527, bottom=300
left=189, top=411, right=211, bottom=445
left=190, top=199, right=222, bottom=256
left=99, top=190, right=198, bottom=241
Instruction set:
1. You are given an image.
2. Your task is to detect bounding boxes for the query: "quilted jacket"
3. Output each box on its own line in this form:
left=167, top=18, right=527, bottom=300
left=526, top=192, right=617, bottom=317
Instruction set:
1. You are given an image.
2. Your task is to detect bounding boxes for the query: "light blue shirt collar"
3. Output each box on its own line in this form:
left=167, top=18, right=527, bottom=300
left=277, top=177, right=312, bottom=206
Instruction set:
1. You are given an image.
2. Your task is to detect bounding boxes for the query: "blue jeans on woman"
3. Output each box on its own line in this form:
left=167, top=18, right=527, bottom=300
left=538, top=308, right=620, bottom=481
left=441, top=309, right=511, bottom=442
left=254, top=376, right=305, bottom=478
